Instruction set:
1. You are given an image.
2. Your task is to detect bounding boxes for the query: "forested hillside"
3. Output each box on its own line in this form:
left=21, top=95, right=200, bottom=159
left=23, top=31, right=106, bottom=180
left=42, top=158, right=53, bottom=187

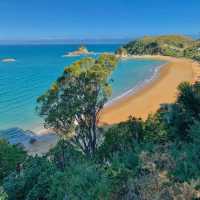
left=117, top=35, right=200, bottom=61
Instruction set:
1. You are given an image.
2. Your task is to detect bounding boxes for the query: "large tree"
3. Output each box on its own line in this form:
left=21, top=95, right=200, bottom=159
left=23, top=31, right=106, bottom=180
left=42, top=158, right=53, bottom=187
left=37, top=54, right=118, bottom=158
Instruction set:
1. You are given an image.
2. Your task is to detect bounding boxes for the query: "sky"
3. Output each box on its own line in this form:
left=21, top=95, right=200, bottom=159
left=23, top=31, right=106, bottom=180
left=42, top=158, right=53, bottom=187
left=0, top=0, right=200, bottom=42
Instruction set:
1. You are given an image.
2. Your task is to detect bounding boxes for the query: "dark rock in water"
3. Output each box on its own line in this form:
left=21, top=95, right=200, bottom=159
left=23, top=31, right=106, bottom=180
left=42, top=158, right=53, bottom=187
left=0, top=127, right=39, bottom=149
left=0, top=127, right=58, bottom=154
left=29, top=137, right=37, bottom=144
left=0, top=127, right=35, bottom=146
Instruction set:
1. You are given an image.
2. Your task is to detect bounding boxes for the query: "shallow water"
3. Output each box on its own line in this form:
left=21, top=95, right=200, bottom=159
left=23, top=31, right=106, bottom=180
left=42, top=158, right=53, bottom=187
left=0, top=44, right=164, bottom=132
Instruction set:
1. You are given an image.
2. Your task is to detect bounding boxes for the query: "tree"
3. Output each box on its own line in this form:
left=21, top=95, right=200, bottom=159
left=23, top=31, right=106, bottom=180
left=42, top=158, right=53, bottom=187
left=3, top=157, right=55, bottom=200
left=177, top=82, right=200, bottom=120
left=98, top=117, right=144, bottom=161
left=155, top=82, right=200, bottom=141
left=188, top=120, right=200, bottom=143
left=37, top=54, right=118, bottom=158
left=0, top=140, right=26, bottom=184
left=144, top=113, right=169, bottom=143
left=48, top=162, right=110, bottom=200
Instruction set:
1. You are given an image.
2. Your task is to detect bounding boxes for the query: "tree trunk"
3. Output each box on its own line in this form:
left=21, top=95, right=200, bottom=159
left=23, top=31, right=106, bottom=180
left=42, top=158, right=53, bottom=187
left=60, top=139, right=65, bottom=171
left=91, top=113, right=97, bottom=157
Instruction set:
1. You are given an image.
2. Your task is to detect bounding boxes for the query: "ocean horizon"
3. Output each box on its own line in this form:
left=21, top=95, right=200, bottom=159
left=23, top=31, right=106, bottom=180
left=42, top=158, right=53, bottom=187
left=0, top=44, right=164, bottom=134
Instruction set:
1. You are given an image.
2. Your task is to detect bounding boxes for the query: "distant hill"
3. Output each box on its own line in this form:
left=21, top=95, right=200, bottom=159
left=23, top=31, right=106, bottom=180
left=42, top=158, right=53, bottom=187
left=116, top=35, right=200, bottom=61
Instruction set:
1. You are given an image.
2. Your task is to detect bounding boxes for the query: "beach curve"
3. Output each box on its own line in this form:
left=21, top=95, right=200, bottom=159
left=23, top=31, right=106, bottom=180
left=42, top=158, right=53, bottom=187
left=100, top=55, right=200, bottom=124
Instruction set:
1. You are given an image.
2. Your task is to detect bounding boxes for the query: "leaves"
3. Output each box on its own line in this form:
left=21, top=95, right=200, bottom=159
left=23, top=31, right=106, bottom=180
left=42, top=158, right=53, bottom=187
left=0, top=140, right=26, bottom=184
left=121, top=34, right=200, bottom=58
left=37, top=54, right=118, bottom=157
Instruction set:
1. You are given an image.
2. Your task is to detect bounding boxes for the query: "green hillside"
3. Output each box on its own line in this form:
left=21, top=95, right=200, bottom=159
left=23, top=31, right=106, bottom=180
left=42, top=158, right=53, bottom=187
left=117, top=35, right=200, bottom=61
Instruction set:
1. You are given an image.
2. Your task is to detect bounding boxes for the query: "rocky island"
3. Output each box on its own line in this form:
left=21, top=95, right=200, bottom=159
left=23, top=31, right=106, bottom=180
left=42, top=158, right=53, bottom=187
left=63, top=46, right=94, bottom=57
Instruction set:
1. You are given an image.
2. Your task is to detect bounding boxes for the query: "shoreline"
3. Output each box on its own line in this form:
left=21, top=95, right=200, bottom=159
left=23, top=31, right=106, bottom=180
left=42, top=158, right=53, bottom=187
left=105, top=59, right=167, bottom=107
left=100, top=55, right=200, bottom=125
left=36, top=56, right=166, bottom=132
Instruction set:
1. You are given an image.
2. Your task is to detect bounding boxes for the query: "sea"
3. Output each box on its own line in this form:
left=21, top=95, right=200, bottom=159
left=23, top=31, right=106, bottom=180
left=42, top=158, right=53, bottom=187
left=0, top=44, right=165, bottom=143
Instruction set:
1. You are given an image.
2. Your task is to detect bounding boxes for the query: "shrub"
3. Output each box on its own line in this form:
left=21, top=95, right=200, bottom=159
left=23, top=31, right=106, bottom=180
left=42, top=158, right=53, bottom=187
left=0, top=140, right=26, bottom=184
left=171, top=145, right=200, bottom=182
left=98, top=117, right=144, bottom=160
left=3, top=157, right=56, bottom=200
left=0, top=187, right=7, bottom=200
left=48, top=162, right=110, bottom=200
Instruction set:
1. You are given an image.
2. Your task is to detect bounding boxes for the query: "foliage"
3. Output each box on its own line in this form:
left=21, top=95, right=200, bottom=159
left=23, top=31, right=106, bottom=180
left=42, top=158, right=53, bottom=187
left=144, top=113, right=169, bottom=142
left=123, top=38, right=161, bottom=55
left=170, top=143, right=200, bottom=183
left=48, top=162, right=110, bottom=200
left=37, top=54, right=118, bottom=158
left=120, top=34, right=200, bottom=61
left=120, top=150, right=198, bottom=200
left=98, top=117, right=144, bottom=160
left=150, top=82, right=200, bottom=142
left=177, top=82, right=200, bottom=120
left=166, top=121, right=200, bottom=183
left=2, top=142, right=110, bottom=200
left=189, top=120, right=200, bottom=143
left=184, top=41, right=200, bottom=60
left=115, top=47, right=128, bottom=56
left=0, top=187, right=7, bottom=200
left=0, top=140, right=26, bottom=184
left=47, top=139, right=84, bottom=170
left=3, top=157, right=56, bottom=200
left=161, top=46, right=183, bottom=57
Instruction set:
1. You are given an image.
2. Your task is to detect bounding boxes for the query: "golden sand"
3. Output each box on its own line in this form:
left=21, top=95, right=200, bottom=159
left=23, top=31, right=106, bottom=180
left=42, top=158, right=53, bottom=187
left=100, top=55, right=200, bottom=124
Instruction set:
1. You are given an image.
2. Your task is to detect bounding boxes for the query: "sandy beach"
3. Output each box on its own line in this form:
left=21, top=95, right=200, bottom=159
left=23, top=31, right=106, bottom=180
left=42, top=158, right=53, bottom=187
left=100, top=55, right=200, bottom=124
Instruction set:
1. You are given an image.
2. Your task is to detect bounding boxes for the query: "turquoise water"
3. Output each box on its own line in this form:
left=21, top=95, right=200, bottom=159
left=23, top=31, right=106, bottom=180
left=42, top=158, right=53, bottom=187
left=0, top=44, right=164, bottom=132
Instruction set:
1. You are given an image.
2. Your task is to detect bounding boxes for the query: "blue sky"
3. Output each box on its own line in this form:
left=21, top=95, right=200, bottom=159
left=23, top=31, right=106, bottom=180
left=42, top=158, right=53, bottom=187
left=0, top=0, right=200, bottom=41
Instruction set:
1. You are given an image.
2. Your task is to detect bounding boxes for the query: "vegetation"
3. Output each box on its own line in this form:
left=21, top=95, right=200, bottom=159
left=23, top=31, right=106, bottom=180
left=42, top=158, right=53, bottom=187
left=37, top=54, right=117, bottom=159
left=115, top=47, right=128, bottom=57
left=184, top=41, right=200, bottom=61
left=1, top=55, right=200, bottom=199
left=0, top=140, right=26, bottom=184
left=118, top=34, right=200, bottom=62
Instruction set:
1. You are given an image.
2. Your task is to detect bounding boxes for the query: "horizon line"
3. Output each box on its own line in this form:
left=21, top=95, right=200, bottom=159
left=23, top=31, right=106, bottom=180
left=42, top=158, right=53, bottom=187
left=0, top=37, right=134, bottom=45
left=0, top=33, right=199, bottom=45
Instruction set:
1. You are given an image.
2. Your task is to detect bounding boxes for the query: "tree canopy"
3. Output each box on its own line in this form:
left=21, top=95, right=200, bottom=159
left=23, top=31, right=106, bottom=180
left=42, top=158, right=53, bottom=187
left=37, top=54, right=118, bottom=157
left=0, top=140, right=26, bottom=184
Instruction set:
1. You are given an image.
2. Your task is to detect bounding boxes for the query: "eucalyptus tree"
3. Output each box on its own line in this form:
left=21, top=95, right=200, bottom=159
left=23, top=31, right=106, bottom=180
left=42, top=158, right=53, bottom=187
left=37, top=54, right=118, bottom=158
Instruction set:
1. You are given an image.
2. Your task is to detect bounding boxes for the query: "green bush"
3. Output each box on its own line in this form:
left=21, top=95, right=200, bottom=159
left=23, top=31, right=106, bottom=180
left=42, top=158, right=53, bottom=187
left=3, top=157, right=56, bottom=200
left=98, top=117, right=144, bottom=161
left=170, top=142, right=200, bottom=182
left=144, top=113, right=169, bottom=143
left=48, top=162, right=110, bottom=200
left=161, top=46, right=183, bottom=57
left=189, top=120, right=200, bottom=143
left=0, top=187, right=7, bottom=200
left=0, top=140, right=26, bottom=184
